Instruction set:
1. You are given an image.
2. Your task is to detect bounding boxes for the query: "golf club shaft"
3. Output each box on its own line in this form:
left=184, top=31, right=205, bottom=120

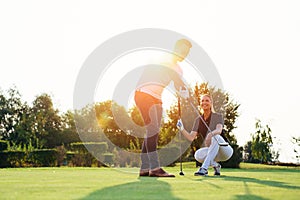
left=178, top=97, right=184, bottom=175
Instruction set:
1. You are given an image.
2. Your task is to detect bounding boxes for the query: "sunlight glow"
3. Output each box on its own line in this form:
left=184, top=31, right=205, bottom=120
left=95, top=49, right=204, bottom=111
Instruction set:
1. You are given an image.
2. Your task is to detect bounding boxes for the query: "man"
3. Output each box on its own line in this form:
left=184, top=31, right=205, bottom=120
left=135, top=39, right=192, bottom=177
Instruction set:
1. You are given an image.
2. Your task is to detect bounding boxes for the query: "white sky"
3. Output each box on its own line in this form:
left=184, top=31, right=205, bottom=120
left=1, top=0, right=299, bottom=162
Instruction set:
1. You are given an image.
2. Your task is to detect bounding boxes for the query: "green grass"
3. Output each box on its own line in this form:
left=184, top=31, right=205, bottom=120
left=0, top=163, right=299, bottom=200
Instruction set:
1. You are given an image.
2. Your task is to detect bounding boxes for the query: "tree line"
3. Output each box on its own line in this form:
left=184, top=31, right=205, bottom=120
left=1, top=84, right=286, bottom=167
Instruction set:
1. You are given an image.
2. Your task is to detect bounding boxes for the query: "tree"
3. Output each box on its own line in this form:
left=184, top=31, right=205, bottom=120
left=0, top=87, right=35, bottom=147
left=291, top=136, right=300, bottom=163
left=250, top=119, right=273, bottom=163
left=129, top=106, right=144, bottom=127
left=60, top=110, right=81, bottom=146
left=243, top=141, right=260, bottom=163
left=31, top=93, right=62, bottom=148
left=95, top=100, right=136, bottom=149
left=0, top=89, right=7, bottom=140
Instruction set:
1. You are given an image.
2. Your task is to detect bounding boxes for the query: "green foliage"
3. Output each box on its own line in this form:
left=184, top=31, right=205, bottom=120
left=0, top=88, right=74, bottom=150
left=158, top=146, right=180, bottom=167
left=103, top=153, right=114, bottom=165
left=0, top=151, right=26, bottom=167
left=243, top=141, right=255, bottom=163
left=0, top=87, right=35, bottom=147
left=70, top=142, right=108, bottom=154
left=28, top=149, right=58, bottom=167
left=60, top=111, right=81, bottom=145
left=220, top=144, right=243, bottom=168
left=31, top=93, right=62, bottom=148
left=68, top=142, right=109, bottom=167
left=69, top=153, right=94, bottom=167
left=95, top=100, right=142, bottom=150
left=0, top=85, right=243, bottom=168
left=291, top=136, right=300, bottom=163
left=95, top=101, right=119, bottom=134
left=0, top=140, right=8, bottom=151
left=129, top=106, right=144, bottom=126
left=250, top=119, right=273, bottom=163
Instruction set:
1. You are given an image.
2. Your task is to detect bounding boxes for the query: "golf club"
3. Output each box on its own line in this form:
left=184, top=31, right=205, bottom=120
left=178, top=96, right=184, bottom=176
left=189, top=100, right=229, bottom=147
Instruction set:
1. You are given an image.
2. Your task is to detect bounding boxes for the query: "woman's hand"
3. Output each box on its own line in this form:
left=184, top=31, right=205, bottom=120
left=205, top=132, right=213, bottom=146
left=177, top=119, right=184, bottom=131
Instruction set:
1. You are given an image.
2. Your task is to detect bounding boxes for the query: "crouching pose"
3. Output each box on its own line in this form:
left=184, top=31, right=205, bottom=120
left=177, top=94, right=233, bottom=176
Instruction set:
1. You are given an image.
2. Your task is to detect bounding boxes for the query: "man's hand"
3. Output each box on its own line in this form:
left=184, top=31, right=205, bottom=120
left=177, top=119, right=184, bottom=131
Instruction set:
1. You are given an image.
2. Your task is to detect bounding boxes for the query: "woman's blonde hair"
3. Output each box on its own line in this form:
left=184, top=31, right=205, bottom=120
left=200, top=94, right=216, bottom=113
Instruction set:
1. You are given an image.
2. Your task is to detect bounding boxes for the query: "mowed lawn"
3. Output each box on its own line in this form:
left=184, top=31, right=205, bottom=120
left=0, top=163, right=299, bottom=200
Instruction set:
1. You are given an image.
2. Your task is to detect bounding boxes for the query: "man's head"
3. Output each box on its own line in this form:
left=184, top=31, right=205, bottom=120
left=173, top=39, right=192, bottom=62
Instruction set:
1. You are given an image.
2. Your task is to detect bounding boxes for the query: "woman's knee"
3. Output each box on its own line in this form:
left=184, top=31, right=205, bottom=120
left=194, top=148, right=208, bottom=163
left=216, top=146, right=233, bottom=161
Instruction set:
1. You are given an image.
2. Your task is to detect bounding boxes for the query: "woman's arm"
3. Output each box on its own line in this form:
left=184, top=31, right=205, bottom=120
left=177, top=119, right=197, bottom=142
left=205, top=123, right=223, bottom=146
left=211, top=124, right=223, bottom=136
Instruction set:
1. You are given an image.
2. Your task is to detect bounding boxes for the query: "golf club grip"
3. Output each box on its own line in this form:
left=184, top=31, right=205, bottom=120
left=178, top=96, right=181, bottom=118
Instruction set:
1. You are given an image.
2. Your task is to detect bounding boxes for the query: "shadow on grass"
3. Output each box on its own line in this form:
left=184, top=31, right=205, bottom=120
left=193, top=174, right=299, bottom=200
left=232, top=194, right=269, bottom=200
left=220, top=176, right=300, bottom=190
left=79, top=177, right=181, bottom=200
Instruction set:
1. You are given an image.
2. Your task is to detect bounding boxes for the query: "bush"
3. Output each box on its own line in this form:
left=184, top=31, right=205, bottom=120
left=0, top=151, right=26, bottom=168
left=69, top=142, right=109, bottom=166
left=0, top=140, right=8, bottom=151
left=56, top=145, right=67, bottom=166
left=220, top=144, right=243, bottom=168
left=113, top=149, right=140, bottom=167
left=103, top=153, right=114, bottom=166
left=70, top=142, right=108, bottom=154
left=70, top=142, right=88, bottom=153
left=158, top=146, right=180, bottom=167
left=67, top=152, right=102, bottom=167
left=28, top=149, right=57, bottom=167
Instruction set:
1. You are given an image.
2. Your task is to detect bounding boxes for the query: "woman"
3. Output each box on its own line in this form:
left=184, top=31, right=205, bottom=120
left=177, top=94, right=233, bottom=176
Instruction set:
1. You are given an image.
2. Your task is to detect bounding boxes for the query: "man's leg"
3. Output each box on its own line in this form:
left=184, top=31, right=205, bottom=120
left=144, top=133, right=159, bottom=170
left=145, top=104, right=162, bottom=170
left=140, top=141, right=150, bottom=173
left=135, top=92, right=153, bottom=174
left=135, top=92, right=162, bottom=172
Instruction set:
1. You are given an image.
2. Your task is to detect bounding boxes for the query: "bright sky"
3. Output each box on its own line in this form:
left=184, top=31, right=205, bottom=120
left=1, top=0, right=299, bottom=162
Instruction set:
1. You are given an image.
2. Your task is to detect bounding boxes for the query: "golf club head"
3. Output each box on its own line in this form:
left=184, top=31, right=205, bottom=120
left=179, top=171, right=184, bottom=176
